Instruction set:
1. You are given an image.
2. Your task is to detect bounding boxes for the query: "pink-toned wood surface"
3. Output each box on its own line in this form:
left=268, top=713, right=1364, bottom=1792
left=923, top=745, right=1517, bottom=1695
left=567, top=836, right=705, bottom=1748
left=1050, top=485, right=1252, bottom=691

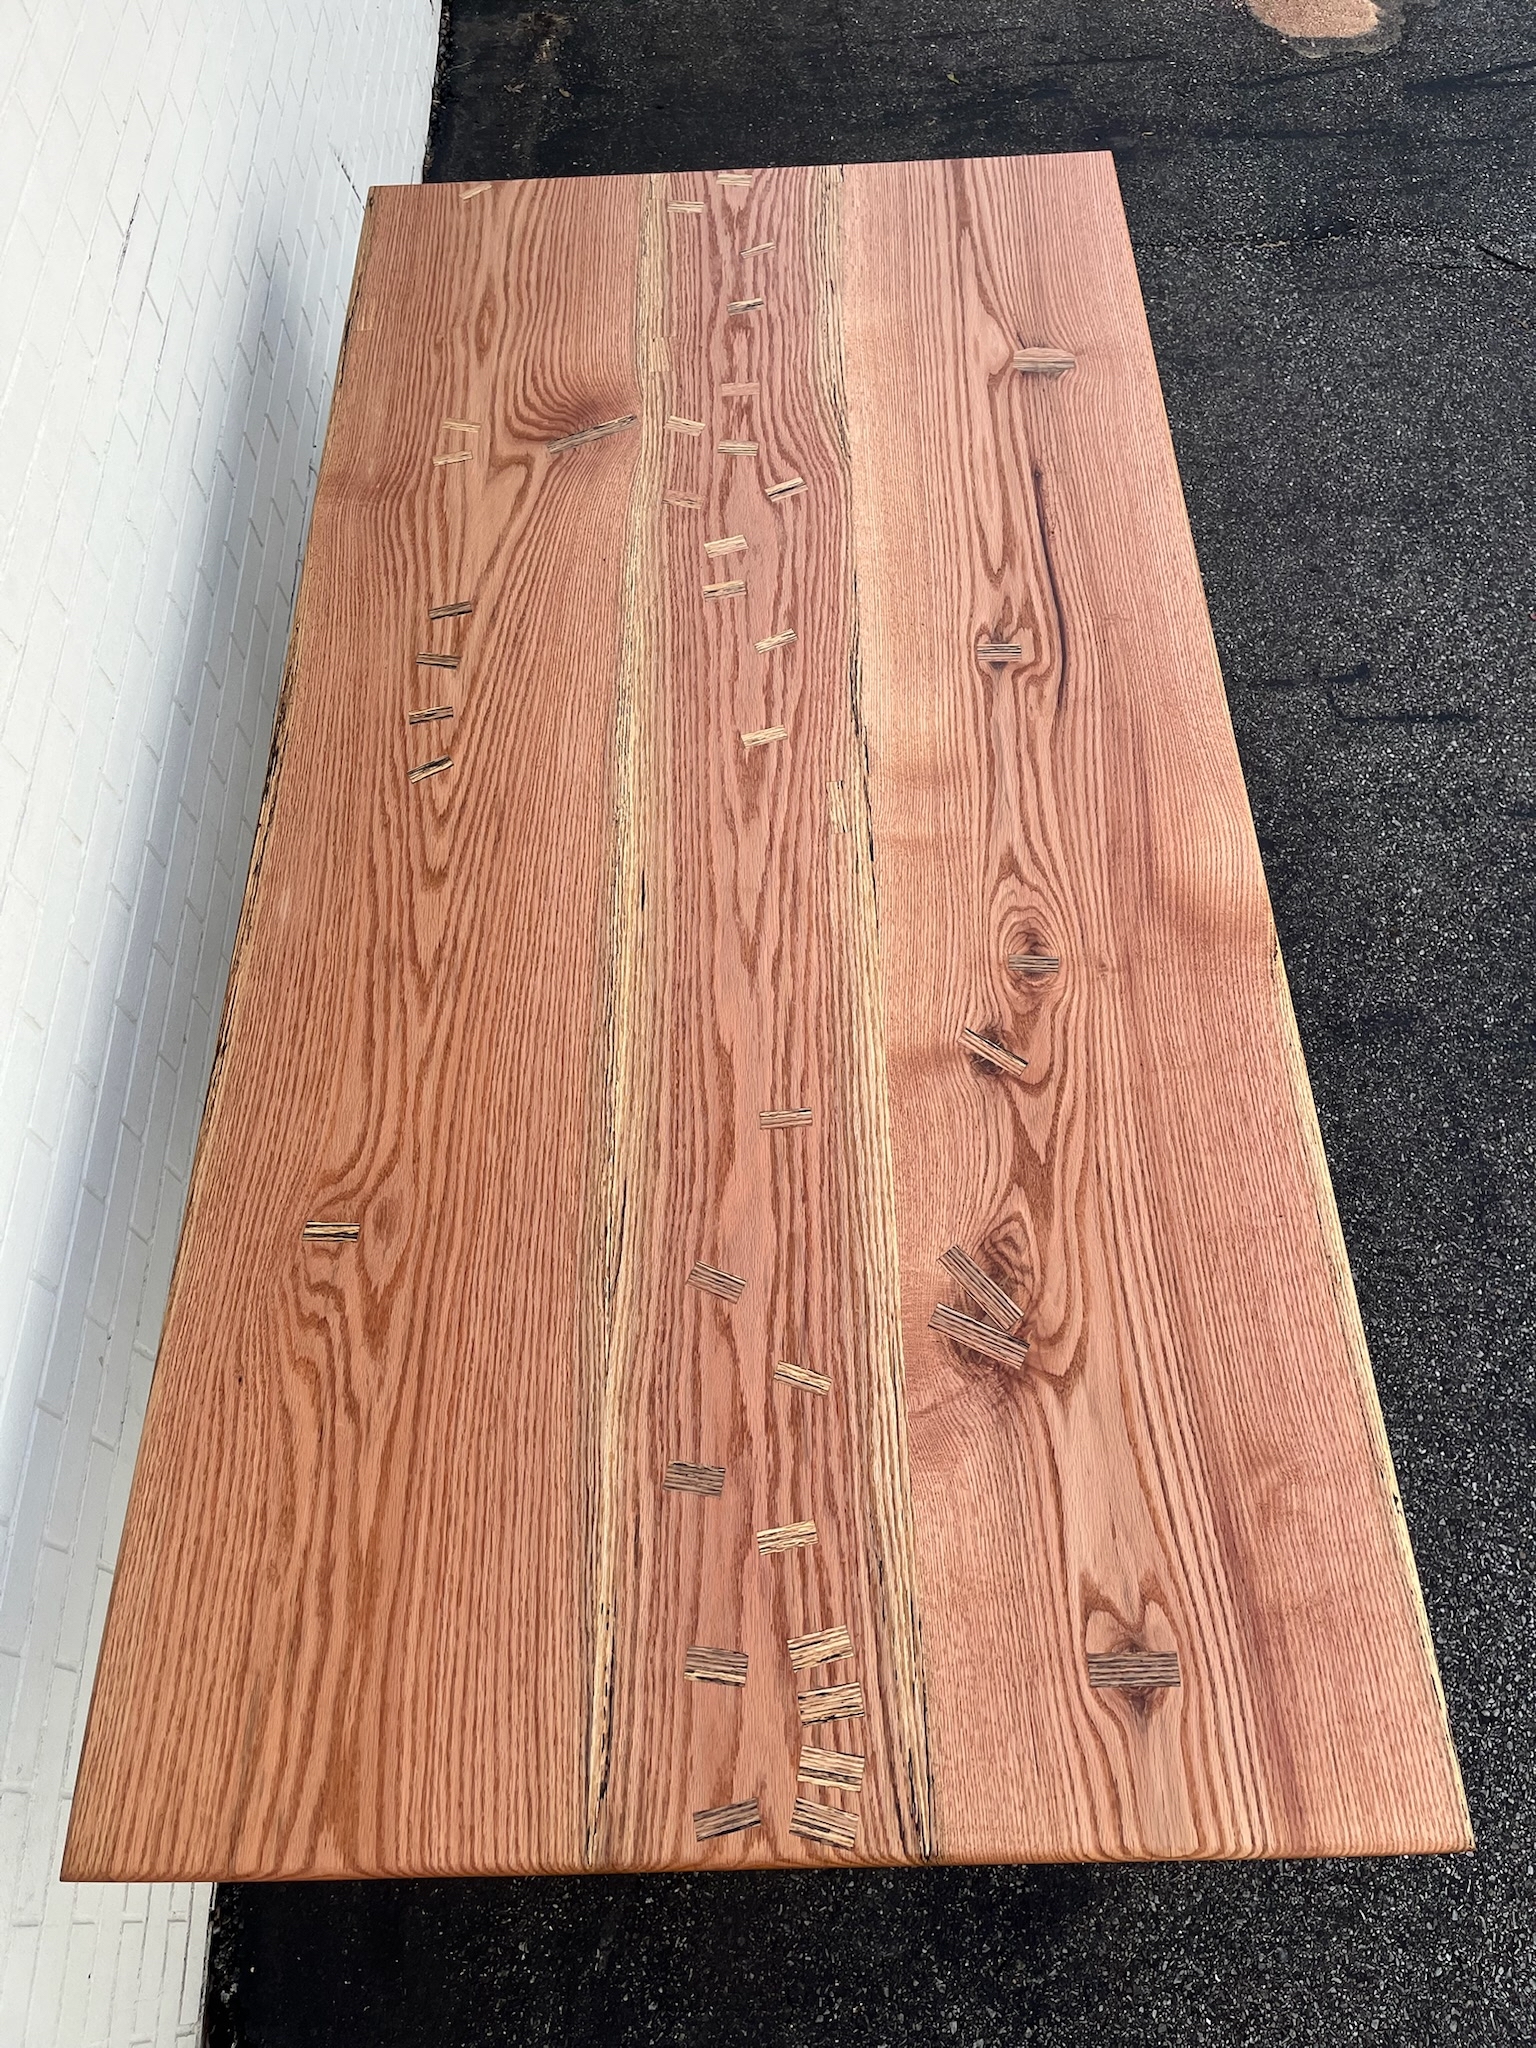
left=64, top=154, right=1469, bottom=1882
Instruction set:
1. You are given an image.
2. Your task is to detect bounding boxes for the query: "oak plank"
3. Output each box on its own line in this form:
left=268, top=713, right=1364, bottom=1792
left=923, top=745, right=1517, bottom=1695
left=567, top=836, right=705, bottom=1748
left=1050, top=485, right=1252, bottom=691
left=841, top=151, right=1468, bottom=1858
left=65, top=156, right=1467, bottom=1881
left=64, top=176, right=650, bottom=1879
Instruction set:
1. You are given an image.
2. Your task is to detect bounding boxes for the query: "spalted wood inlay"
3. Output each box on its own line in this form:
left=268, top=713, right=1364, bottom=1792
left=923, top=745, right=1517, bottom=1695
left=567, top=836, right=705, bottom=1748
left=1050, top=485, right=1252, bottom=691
left=65, top=158, right=1467, bottom=1885
left=788, top=1626, right=855, bottom=1671
left=798, top=1745, right=867, bottom=1790
left=693, top=1799, right=761, bottom=1841
left=790, top=1797, right=859, bottom=1849
left=799, top=1684, right=867, bottom=1726
left=664, top=1461, right=726, bottom=1497
left=685, top=1645, right=749, bottom=1687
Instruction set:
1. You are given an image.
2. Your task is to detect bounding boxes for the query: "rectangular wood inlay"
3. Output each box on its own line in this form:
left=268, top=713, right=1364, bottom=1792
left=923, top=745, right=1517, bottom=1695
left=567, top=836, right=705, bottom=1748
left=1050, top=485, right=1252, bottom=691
left=759, top=1107, right=812, bottom=1129
left=939, top=1246, right=1024, bottom=1333
left=757, top=1521, right=817, bottom=1555
left=928, top=1302, right=1030, bottom=1369
left=798, top=1684, right=866, bottom=1725
left=664, top=1460, right=725, bottom=1496
left=787, top=1626, right=854, bottom=1671
left=790, top=1797, right=859, bottom=1849
left=687, top=1262, right=745, bottom=1303
left=1087, top=1651, right=1182, bottom=1690
left=693, top=1799, right=761, bottom=1841
left=773, top=1360, right=831, bottom=1396
left=685, top=1644, right=749, bottom=1686
left=959, top=1027, right=1029, bottom=1076
left=798, top=1746, right=867, bottom=1790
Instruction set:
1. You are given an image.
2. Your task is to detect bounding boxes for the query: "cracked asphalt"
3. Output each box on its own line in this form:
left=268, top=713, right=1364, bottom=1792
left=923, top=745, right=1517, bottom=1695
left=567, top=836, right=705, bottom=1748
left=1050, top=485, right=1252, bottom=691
left=206, top=2, right=1535, bottom=2041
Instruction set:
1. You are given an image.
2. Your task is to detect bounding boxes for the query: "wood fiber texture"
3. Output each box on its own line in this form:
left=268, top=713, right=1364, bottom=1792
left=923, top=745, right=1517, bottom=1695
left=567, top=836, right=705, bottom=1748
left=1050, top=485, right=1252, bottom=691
left=64, top=155, right=1470, bottom=1882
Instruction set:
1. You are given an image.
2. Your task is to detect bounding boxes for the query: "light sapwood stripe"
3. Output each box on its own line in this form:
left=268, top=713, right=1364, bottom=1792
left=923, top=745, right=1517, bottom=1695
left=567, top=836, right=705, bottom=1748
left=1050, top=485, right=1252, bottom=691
left=1088, top=1651, right=1182, bottom=1690
left=685, top=1644, right=749, bottom=1686
left=547, top=414, right=638, bottom=453
left=582, top=170, right=669, bottom=1872
left=740, top=725, right=788, bottom=749
left=693, top=1799, right=761, bottom=1840
left=687, top=1262, right=746, bottom=1302
left=798, top=1683, right=865, bottom=1724
left=428, top=600, right=474, bottom=618
left=664, top=1460, right=725, bottom=1497
left=798, top=1745, right=867, bottom=1789
left=755, top=629, right=796, bottom=651
left=939, top=1246, right=1024, bottom=1333
left=759, top=1107, right=812, bottom=1129
left=300, top=1222, right=359, bottom=1242
left=958, top=1027, right=1029, bottom=1077
left=928, top=1303, right=1030, bottom=1370
left=1014, top=345, right=1076, bottom=374
left=407, top=706, right=453, bottom=725
left=406, top=756, right=452, bottom=785
left=757, top=1521, right=817, bottom=1554
left=790, top=1797, right=859, bottom=1849
left=827, top=780, right=850, bottom=832
left=773, top=1360, right=831, bottom=1396
left=787, top=1625, right=854, bottom=1671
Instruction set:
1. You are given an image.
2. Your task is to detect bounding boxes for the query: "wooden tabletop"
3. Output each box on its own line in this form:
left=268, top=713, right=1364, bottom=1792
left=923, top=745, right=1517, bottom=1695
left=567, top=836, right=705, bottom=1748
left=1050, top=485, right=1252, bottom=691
left=64, top=153, right=1469, bottom=1881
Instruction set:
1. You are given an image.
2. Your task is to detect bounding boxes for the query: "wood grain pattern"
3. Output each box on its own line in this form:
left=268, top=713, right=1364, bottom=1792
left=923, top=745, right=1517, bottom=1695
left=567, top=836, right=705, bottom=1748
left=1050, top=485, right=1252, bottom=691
left=63, top=156, right=1468, bottom=1883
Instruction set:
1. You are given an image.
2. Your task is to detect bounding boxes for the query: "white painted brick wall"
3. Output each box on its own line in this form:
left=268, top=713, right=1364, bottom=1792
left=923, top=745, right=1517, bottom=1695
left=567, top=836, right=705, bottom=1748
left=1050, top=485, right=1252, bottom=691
left=0, top=2, right=441, bottom=2038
